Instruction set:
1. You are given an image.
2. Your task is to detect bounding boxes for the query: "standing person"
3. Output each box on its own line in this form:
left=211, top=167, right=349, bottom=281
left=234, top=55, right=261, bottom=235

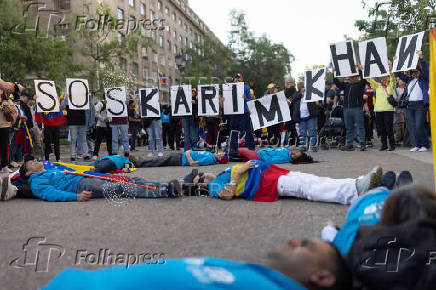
left=265, top=83, right=281, bottom=147
left=169, top=114, right=182, bottom=151
left=144, top=115, right=164, bottom=157
left=228, top=73, right=255, bottom=153
left=367, top=62, right=396, bottom=151
left=396, top=50, right=430, bottom=152
left=182, top=87, right=199, bottom=151
left=161, top=105, right=171, bottom=149
left=35, top=96, right=65, bottom=162
left=64, top=95, right=89, bottom=161
left=0, top=89, right=18, bottom=172
left=394, top=78, right=407, bottom=145
left=128, top=100, right=141, bottom=151
left=333, top=65, right=368, bottom=151
left=109, top=103, right=130, bottom=158
left=10, top=92, right=34, bottom=163
left=83, top=93, right=95, bottom=157
left=284, top=78, right=298, bottom=147
left=291, top=82, right=319, bottom=152
left=93, top=98, right=112, bottom=160
left=363, top=85, right=375, bottom=147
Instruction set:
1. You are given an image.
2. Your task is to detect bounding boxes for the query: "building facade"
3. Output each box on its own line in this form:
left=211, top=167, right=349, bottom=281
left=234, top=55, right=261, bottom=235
left=43, top=0, right=213, bottom=100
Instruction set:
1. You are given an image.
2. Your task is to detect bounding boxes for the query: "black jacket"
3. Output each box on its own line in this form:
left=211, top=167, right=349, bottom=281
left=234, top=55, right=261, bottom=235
left=291, top=92, right=318, bottom=123
left=334, top=71, right=368, bottom=109
left=66, top=105, right=86, bottom=126
left=19, top=101, right=33, bottom=129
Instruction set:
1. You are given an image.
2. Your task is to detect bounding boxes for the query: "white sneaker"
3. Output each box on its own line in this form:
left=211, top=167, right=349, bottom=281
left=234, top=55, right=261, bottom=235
left=147, top=153, right=153, bottom=158
left=410, top=147, right=420, bottom=152
left=419, top=147, right=428, bottom=152
left=158, top=152, right=164, bottom=157
left=1, top=166, right=11, bottom=173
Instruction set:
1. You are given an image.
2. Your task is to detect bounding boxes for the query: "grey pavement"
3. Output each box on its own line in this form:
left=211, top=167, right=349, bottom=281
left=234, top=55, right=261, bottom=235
left=0, top=145, right=433, bottom=289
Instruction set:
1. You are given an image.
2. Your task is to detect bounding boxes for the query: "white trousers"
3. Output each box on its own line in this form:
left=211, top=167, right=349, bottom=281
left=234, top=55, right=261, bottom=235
left=277, top=171, right=358, bottom=205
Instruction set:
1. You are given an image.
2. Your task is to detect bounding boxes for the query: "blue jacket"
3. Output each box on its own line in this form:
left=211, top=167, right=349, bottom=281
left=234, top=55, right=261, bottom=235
left=44, top=257, right=305, bottom=290
left=243, top=84, right=252, bottom=114
left=333, top=187, right=392, bottom=256
left=29, top=169, right=84, bottom=202
left=99, top=155, right=132, bottom=170
left=257, top=148, right=292, bottom=163
left=397, top=58, right=429, bottom=105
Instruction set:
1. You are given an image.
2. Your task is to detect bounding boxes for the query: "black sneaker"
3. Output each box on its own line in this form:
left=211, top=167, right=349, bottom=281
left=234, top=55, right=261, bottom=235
left=380, top=171, right=396, bottom=190
left=70, top=157, right=76, bottom=162
left=340, top=145, right=354, bottom=151
left=396, top=171, right=413, bottom=188
left=379, top=146, right=388, bottom=151
left=360, top=145, right=366, bottom=151
left=388, top=146, right=396, bottom=151
left=168, top=179, right=182, bottom=197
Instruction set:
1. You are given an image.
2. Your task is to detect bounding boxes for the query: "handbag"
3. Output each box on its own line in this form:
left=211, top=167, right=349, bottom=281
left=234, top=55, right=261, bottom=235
left=383, top=87, right=398, bottom=107
left=398, top=79, right=418, bottom=108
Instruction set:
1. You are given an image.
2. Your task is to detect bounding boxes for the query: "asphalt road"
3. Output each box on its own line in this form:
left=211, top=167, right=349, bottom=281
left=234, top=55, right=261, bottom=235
left=0, top=145, right=433, bottom=290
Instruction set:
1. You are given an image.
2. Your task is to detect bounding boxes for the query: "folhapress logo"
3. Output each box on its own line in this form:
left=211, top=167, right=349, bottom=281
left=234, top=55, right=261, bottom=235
left=9, top=237, right=65, bottom=272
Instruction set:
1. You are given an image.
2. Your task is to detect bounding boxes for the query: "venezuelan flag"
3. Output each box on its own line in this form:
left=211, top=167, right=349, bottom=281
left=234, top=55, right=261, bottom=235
left=230, top=160, right=290, bottom=202
left=34, top=105, right=66, bottom=127
left=158, top=69, right=166, bottom=83
left=429, top=28, right=436, bottom=187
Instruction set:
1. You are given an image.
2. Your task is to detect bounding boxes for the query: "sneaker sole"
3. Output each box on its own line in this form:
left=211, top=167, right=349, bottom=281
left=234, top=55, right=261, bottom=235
left=369, top=166, right=383, bottom=191
left=0, top=176, right=9, bottom=201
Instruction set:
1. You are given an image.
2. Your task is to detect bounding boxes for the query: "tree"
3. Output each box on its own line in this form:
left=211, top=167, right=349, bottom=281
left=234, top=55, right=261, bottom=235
left=355, top=0, right=436, bottom=58
left=228, top=10, right=294, bottom=97
left=73, top=2, right=152, bottom=94
left=0, top=0, right=82, bottom=92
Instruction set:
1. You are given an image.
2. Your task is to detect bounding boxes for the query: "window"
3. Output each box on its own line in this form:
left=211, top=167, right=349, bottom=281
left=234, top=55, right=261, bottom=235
left=165, top=7, right=169, bottom=15
left=178, top=18, right=181, bottom=26
left=184, top=37, right=188, bottom=46
left=184, top=23, right=187, bottom=31
left=150, top=10, right=154, bottom=20
left=117, top=32, right=124, bottom=45
left=167, top=40, right=171, bottom=50
left=151, top=30, right=156, bottom=41
left=141, top=25, right=146, bottom=37
left=117, top=8, right=124, bottom=21
left=174, top=45, right=177, bottom=54
left=168, top=57, right=172, bottom=68
left=152, top=53, right=158, bottom=63
left=178, top=35, right=182, bottom=43
left=140, top=3, right=146, bottom=16
left=132, top=62, right=139, bottom=76
left=189, top=42, right=192, bottom=49
left=120, top=58, right=127, bottom=71
left=129, top=0, right=135, bottom=8
left=159, top=35, right=164, bottom=48
left=161, top=55, right=165, bottom=65
left=157, top=0, right=162, bottom=11
left=172, top=30, right=176, bottom=38
left=172, top=12, right=176, bottom=21
left=143, top=66, right=148, bottom=80
left=55, top=0, right=70, bottom=10
left=129, top=15, right=136, bottom=30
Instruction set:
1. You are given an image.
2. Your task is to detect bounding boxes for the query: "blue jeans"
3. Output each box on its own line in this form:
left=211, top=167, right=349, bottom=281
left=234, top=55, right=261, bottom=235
left=229, top=114, right=255, bottom=153
left=406, top=101, right=429, bottom=148
left=111, top=124, right=129, bottom=155
left=146, top=119, right=163, bottom=153
left=299, top=117, right=317, bottom=149
left=343, top=108, right=365, bottom=147
left=129, top=123, right=141, bottom=150
left=69, top=125, right=88, bottom=158
left=182, top=117, right=198, bottom=151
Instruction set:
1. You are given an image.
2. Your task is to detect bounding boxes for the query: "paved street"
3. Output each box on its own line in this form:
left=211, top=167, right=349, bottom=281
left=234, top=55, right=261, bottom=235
left=0, top=145, right=433, bottom=290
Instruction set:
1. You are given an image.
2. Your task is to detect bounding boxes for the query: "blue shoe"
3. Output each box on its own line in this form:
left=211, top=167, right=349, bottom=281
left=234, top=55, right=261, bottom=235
left=397, top=171, right=413, bottom=188
left=380, top=171, right=396, bottom=190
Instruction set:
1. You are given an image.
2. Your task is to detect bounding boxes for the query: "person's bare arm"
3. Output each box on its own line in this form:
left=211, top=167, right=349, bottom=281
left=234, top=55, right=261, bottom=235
left=0, top=79, right=24, bottom=92
left=77, top=191, right=92, bottom=202
left=185, top=150, right=199, bottom=166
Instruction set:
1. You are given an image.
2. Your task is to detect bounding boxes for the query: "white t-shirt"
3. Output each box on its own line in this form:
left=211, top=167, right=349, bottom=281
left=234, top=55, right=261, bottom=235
left=408, top=79, right=423, bottom=101
left=300, top=100, right=310, bottom=118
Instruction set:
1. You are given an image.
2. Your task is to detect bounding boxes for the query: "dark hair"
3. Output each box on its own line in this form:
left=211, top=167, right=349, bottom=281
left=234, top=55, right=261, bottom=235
left=321, top=244, right=353, bottom=290
left=291, top=152, right=314, bottom=164
left=380, top=185, right=436, bottom=225
left=19, top=155, right=35, bottom=179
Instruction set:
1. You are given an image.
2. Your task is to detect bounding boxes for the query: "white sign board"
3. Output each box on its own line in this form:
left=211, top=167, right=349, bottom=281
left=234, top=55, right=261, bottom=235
left=304, top=67, right=326, bottom=103
left=223, top=82, right=244, bottom=115
left=359, top=37, right=389, bottom=78
left=34, top=80, right=60, bottom=113
left=393, top=31, right=425, bottom=72
left=171, top=85, right=192, bottom=116
left=330, top=40, right=359, bottom=77
left=198, top=84, right=219, bottom=116
left=140, top=88, right=160, bottom=118
left=105, top=86, right=127, bottom=118
left=66, top=78, right=89, bottom=110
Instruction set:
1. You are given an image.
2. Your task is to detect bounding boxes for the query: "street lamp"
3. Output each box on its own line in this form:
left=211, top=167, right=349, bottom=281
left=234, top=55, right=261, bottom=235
left=175, top=51, right=188, bottom=84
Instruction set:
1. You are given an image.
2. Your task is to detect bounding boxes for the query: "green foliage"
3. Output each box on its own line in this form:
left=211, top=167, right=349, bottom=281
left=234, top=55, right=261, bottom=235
left=356, top=0, right=436, bottom=59
left=228, top=10, right=294, bottom=97
left=0, top=0, right=82, bottom=92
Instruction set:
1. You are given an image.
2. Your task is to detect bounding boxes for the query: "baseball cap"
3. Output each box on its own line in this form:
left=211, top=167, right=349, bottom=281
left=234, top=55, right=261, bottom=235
left=267, top=83, right=280, bottom=89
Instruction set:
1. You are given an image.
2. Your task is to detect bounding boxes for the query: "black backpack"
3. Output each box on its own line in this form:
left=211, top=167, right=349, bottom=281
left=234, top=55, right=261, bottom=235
left=347, top=218, right=436, bottom=290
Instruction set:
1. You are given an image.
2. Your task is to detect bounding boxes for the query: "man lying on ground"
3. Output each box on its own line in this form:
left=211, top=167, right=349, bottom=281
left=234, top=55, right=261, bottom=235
left=92, top=155, right=134, bottom=173
left=347, top=185, right=436, bottom=289
left=233, top=147, right=314, bottom=164
left=321, top=170, right=413, bottom=256
left=129, top=150, right=228, bottom=168
left=182, top=160, right=382, bottom=204
left=17, top=155, right=181, bottom=202
left=44, top=237, right=351, bottom=290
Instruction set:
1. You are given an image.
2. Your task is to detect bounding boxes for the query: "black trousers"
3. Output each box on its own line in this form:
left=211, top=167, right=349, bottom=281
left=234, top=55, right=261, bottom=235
left=206, top=118, right=219, bottom=146
left=376, top=111, right=395, bottom=147
left=43, top=127, right=60, bottom=161
left=168, top=121, right=181, bottom=149
left=94, top=126, right=112, bottom=156
left=162, top=123, right=171, bottom=147
left=137, top=153, right=182, bottom=167
left=268, top=124, right=281, bottom=146
left=0, top=128, right=10, bottom=168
